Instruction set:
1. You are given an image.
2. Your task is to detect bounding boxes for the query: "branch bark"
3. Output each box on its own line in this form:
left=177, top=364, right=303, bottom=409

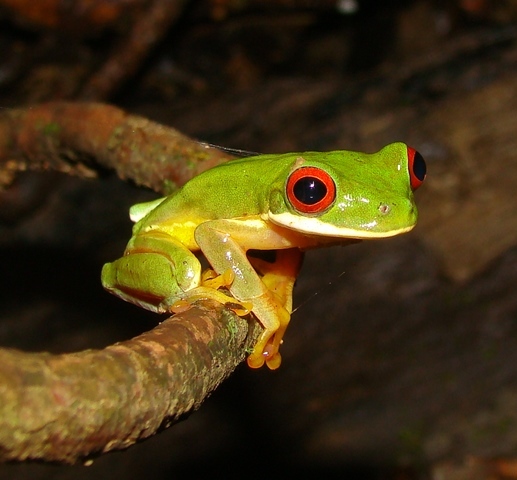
left=0, top=301, right=260, bottom=463
left=0, top=102, right=234, bottom=194
left=0, top=102, right=258, bottom=463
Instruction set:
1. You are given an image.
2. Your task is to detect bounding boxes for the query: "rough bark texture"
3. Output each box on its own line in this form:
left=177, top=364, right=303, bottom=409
left=0, top=102, right=233, bottom=194
left=0, top=300, right=259, bottom=463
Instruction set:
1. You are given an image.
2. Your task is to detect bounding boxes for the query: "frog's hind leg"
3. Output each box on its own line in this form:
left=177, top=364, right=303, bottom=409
left=101, top=231, right=202, bottom=313
left=248, top=249, right=304, bottom=312
left=248, top=248, right=304, bottom=369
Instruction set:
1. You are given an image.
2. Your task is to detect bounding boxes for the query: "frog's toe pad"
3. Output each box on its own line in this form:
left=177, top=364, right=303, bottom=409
left=201, top=268, right=235, bottom=290
left=265, top=353, right=282, bottom=370
left=246, top=347, right=282, bottom=370
left=170, top=299, right=192, bottom=313
left=247, top=353, right=265, bottom=369
left=225, top=301, right=252, bottom=316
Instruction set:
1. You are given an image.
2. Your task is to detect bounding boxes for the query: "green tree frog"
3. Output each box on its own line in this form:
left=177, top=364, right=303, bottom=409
left=101, top=142, right=426, bottom=369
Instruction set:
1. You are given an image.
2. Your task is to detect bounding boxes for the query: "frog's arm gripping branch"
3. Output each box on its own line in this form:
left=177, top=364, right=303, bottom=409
left=0, top=102, right=262, bottom=463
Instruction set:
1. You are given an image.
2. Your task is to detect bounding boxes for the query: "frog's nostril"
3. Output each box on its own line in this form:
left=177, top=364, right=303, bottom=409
left=378, top=204, right=390, bottom=215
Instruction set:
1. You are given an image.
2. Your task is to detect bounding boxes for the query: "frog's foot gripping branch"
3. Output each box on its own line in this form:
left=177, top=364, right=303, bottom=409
left=180, top=247, right=302, bottom=371
left=244, top=248, right=304, bottom=370
left=172, top=266, right=287, bottom=370
left=171, top=266, right=290, bottom=370
left=170, top=269, right=253, bottom=316
left=245, top=302, right=289, bottom=370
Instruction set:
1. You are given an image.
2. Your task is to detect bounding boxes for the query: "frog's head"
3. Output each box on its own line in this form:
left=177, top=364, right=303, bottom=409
left=268, top=143, right=426, bottom=239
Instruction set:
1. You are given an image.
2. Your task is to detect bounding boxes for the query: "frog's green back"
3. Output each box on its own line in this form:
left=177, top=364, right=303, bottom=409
left=136, top=153, right=294, bottom=227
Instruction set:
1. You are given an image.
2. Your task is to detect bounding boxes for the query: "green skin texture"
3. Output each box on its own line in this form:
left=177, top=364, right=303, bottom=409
left=101, top=142, right=419, bottom=368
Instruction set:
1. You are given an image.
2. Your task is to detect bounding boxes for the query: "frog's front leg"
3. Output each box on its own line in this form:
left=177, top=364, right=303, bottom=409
left=195, top=220, right=303, bottom=369
left=101, top=230, right=202, bottom=313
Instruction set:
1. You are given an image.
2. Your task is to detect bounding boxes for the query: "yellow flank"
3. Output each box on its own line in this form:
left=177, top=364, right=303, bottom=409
left=143, top=217, right=204, bottom=250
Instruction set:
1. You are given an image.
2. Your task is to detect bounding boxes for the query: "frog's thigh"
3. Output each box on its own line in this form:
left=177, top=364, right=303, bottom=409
left=126, top=232, right=202, bottom=292
left=246, top=249, right=303, bottom=368
left=249, top=248, right=304, bottom=312
left=102, top=231, right=201, bottom=312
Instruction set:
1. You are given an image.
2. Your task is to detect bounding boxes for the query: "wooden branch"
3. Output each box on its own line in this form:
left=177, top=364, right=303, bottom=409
left=0, top=301, right=260, bottom=463
left=0, top=102, right=234, bottom=194
left=0, top=102, right=258, bottom=463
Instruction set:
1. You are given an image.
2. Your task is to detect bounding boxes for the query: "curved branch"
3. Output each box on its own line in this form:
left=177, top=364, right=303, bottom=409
left=0, top=102, right=234, bottom=194
left=0, top=301, right=260, bottom=463
left=0, top=102, right=258, bottom=463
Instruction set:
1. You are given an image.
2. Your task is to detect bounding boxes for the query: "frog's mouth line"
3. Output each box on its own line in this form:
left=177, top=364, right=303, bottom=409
left=267, top=211, right=416, bottom=239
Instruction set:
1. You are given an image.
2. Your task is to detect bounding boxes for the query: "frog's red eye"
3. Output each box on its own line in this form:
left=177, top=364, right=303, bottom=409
left=407, top=147, right=426, bottom=190
left=286, top=167, right=336, bottom=214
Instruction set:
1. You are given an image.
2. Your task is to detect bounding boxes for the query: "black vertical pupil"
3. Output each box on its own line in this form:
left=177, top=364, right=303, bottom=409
left=293, top=177, right=327, bottom=205
left=413, top=151, right=426, bottom=181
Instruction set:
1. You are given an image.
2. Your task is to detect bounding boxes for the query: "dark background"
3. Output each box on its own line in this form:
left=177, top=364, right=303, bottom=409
left=1, top=1, right=517, bottom=478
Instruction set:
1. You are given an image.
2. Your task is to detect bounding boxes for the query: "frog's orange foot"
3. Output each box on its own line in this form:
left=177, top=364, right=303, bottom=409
left=198, top=269, right=252, bottom=315
left=247, top=352, right=265, bottom=369
left=246, top=336, right=282, bottom=370
left=265, top=353, right=282, bottom=370
left=170, top=299, right=192, bottom=313
left=246, top=350, right=282, bottom=370
left=169, top=269, right=252, bottom=317
left=170, top=286, right=252, bottom=317
left=201, top=268, right=235, bottom=290
left=224, top=300, right=252, bottom=316
left=264, top=339, right=282, bottom=369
